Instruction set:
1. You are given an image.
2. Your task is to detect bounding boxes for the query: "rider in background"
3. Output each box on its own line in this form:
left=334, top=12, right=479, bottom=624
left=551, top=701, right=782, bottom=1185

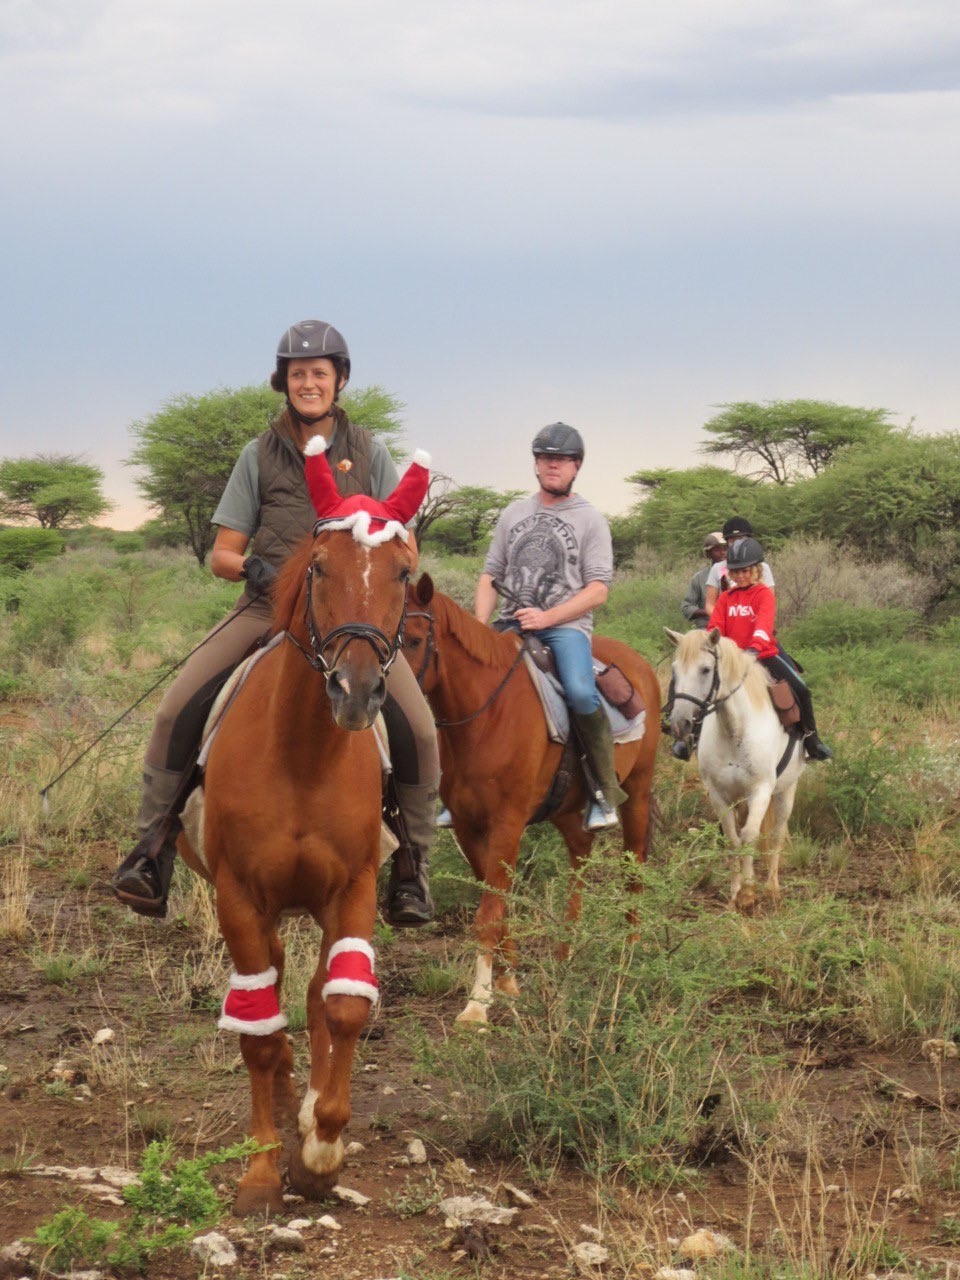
left=708, top=537, right=833, bottom=762
left=681, top=532, right=727, bottom=628
left=476, top=422, right=626, bottom=830
left=110, top=319, right=439, bottom=925
left=703, top=516, right=775, bottom=616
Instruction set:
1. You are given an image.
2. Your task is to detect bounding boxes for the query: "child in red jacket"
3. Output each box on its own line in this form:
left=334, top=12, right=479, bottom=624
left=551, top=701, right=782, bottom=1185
left=708, top=538, right=833, bottom=761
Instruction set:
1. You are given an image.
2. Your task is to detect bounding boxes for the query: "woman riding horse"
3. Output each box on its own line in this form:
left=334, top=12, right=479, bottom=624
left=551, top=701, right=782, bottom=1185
left=111, top=320, right=439, bottom=925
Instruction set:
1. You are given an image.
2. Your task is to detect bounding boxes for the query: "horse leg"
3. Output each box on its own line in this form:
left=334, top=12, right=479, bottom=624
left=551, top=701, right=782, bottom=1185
left=552, top=814, right=595, bottom=961
left=290, top=866, right=378, bottom=1197
left=617, top=755, right=657, bottom=938
left=216, top=887, right=291, bottom=1217
left=760, top=782, right=798, bottom=902
left=731, top=786, right=774, bottom=915
left=456, top=822, right=525, bottom=1026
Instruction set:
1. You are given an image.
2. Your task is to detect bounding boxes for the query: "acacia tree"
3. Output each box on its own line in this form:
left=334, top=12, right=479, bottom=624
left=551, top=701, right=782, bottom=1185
left=128, top=383, right=406, bottom=565
left=699, top=400, right=895, bottom=484
left=422, top=484, right=524, bottom=555
left=0, top=454, right=111, bottom=528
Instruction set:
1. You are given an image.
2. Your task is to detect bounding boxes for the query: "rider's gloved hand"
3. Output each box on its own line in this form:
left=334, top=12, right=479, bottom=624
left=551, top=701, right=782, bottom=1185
left=241, top=555, right=278, bottom=596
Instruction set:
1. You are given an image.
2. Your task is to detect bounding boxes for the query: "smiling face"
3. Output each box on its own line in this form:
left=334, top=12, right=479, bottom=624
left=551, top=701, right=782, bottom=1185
left=285, top=357, right=342, bottom=420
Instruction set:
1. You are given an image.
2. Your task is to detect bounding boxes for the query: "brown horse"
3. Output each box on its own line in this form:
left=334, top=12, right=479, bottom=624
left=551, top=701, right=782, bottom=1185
left=405, top=574, right=660, bottom=1025
left=179, top=520, right=416, bottom=1215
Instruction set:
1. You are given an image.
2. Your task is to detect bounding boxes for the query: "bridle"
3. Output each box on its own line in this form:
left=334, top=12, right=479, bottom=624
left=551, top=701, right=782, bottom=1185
left=668, top=647, right=743, bottom=749
left=403, top=608, right=437, bottom=686
left=404, top=599, right=524, bottom=728
left=285, top=526, right=408, bottom=680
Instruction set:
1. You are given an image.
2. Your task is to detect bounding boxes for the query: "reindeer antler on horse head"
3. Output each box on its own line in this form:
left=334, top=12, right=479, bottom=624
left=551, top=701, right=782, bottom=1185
left=304, top=436, right=430, bottom=545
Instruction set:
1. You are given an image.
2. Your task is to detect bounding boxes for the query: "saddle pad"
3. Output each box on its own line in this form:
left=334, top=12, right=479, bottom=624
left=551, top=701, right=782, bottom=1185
left=522, top=652, right=647, bottom=746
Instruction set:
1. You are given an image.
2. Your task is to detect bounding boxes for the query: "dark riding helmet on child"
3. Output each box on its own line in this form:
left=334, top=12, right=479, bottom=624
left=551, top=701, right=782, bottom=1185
left=726, top=537, right=765, bottom=570
left=531, top=422, right=585, bottom=460
left=270, top=320, right=351, bottom=397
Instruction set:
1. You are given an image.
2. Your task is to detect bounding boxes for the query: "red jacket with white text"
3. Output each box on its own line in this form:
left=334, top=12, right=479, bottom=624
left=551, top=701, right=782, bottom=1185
left=707, top=582, right=778, bottom=660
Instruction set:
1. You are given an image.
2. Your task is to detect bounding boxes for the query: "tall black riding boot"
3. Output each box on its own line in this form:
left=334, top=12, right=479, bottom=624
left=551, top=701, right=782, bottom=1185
left=110, top=764, right=185, bottom=918
left=385, top=780, right=437, bottom=927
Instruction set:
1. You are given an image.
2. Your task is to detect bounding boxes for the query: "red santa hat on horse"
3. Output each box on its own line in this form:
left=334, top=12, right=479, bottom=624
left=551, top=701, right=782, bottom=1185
left=303, top=436, right=431, bottom=546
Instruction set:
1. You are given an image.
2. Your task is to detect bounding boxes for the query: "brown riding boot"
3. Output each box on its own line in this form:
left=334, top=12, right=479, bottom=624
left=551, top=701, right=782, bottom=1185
left=110, top=764, right=185, bottom=918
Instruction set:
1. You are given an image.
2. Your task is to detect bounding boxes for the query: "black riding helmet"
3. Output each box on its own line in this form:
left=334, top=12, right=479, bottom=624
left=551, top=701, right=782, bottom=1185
left=722, top=515, right=753, bottom=540
left=726, top=536, right=765, bottom=570
left=531, top=422, right=585, bottom=460
left=270, top=320, right=351, bottom=398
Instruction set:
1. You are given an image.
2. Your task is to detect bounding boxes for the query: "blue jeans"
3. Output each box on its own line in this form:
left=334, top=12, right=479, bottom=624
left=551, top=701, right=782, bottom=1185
left=507, top=623, right=599, bottom=715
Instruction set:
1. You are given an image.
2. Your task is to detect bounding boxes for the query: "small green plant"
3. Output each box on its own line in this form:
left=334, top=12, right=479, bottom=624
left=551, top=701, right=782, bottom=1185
left=410, top=961, right=456, bottom=996
left=384, top=1171, right=443, bottom=1218
left=30, top=1138, right=257, bottom=1270
left=937, top=1214, right=960, bottom=1244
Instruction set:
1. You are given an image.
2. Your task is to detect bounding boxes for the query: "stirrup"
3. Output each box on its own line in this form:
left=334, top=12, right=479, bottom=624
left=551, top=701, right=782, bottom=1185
left=436, top=806, right=454, bottom=828
left=583, top=799, right=620, bottom=832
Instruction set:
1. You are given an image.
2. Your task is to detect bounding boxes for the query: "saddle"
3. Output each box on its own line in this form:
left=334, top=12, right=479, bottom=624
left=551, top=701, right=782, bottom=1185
left=769, top=679, right=801, bottom=728
left=520, top=634, right=647, bottom=746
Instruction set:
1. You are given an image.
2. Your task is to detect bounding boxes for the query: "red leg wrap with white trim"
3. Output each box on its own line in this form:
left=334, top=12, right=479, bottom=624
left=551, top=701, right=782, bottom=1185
left=322, top=937, right=379, bottom=1005
left=218, top=966, right=287, bottom=1035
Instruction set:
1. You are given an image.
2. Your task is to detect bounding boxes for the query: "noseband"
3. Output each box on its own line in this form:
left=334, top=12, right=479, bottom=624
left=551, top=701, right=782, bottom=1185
left=286, top=559, right=406, bottom=680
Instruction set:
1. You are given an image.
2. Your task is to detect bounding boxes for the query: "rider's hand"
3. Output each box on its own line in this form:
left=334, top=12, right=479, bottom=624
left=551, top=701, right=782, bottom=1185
left=241, top=555, right=278, bottom=596
left=515, top=606, right=548, bottom=631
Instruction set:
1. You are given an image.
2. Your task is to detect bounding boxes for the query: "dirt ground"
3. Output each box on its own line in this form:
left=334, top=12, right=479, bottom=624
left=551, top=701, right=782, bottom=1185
left=2, top=847, right=960, bottom=1280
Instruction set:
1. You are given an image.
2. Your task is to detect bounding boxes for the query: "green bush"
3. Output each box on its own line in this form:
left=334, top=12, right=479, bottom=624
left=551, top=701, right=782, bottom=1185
left=0, top=527, right=63, bottom=573
left=784, top=602, right=919, bottom=648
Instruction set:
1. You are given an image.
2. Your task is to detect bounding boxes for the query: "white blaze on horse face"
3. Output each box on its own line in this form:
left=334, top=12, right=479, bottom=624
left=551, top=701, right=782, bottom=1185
left=361, top=544, right=372, bottom=600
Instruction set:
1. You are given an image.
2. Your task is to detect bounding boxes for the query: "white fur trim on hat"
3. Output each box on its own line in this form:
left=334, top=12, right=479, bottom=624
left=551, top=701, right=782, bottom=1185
left=303, top=435, right=329, bottom=456
left=227, top=966, right=279, bottom=991
left=411, top=449, right=431, bottom=467
left=319, top=511, right=410, bottom=547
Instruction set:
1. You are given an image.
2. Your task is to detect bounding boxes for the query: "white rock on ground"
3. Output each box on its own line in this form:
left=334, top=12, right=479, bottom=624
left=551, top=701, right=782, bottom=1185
left=503, top=1182, right=535, bottom=1207
left=439, top=1195, right=519, bottom=1227
left=191, top=1232, right=238, bottom=1267
left=572, top=1240, right=609, bottom=1271
left=678, top=1228, right=735, bottom=1260
left=332, top=1184, right=371, bottom=1207
left=406, top=1138, right=427, bottom=1164
left=264, top=1226, right=304, bottom=1252
left=654, top=1269, right=697, bottom=1280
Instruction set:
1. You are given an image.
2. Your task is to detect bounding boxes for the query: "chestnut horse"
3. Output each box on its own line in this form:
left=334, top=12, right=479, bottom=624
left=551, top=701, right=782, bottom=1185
left=179, top=520, right=415, bottom=1215
left=405, top=574, right=660, bottom=1025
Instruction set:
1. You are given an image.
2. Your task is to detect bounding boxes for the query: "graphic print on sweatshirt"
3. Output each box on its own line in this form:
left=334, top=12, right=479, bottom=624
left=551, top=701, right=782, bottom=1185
left=503, top=511, right=581, bottom=611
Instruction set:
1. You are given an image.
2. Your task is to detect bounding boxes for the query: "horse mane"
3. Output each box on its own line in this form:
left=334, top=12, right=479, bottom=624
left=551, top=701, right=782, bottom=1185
left=269, top=535, right=314, bottom=636
left=433, top=592, right=520, bottom=670
left=676, top=629, right=771, bottom=712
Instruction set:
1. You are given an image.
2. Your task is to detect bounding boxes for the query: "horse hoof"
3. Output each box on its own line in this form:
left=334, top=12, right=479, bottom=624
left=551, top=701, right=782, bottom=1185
left=288, top=1143, right=340, bottom=1200
left=734, top=886, right=757, bottom=915
left=455, top=1004, right=490, bottom=1029
left=232, top=1181, right=286, bottom=1218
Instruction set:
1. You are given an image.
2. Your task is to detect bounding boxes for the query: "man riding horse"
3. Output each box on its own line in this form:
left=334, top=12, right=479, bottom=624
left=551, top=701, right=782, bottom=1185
left=475, top=423, right=626, bottom=830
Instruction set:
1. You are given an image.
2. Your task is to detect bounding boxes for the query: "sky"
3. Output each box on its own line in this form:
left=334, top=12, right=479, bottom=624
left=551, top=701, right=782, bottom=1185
left=1, top=0, right=958, bottom=527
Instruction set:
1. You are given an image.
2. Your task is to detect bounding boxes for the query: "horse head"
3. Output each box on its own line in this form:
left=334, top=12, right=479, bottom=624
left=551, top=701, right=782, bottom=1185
left=276, top=523, right=416, bottom=731
left=664, top=626, right=724, bottom=746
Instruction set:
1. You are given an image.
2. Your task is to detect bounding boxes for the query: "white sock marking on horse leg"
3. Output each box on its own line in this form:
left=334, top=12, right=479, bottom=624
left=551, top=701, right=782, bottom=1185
left=298, top=1087, right=319, bottom=1138
left=457, top=954, right=493, bottom=1023
left=301, top=1129, right=344, bottom=1177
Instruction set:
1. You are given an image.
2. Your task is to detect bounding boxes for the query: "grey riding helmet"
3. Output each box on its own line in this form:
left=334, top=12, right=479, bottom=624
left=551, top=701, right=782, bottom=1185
left=531, top=422, right=585, bottom=460
left=726, top=536, right=765, bottom=570
left=271, top=320, right=351, bottom=395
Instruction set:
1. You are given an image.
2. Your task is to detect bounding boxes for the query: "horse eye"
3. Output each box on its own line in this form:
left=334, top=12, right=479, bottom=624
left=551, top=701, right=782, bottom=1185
left=406, top=636, right=422, bottom=649
left=700, top=664, right=712, bottom=675
left=399, top=568, right=411, bottom=583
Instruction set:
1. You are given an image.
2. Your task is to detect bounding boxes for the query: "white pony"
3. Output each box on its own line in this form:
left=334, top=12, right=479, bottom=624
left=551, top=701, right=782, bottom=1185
left=665, top=627, right=806, bottom=912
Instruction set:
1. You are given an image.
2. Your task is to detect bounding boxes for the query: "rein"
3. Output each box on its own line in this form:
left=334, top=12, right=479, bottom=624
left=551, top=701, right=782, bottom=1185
left=407, top=602, right=525, bottom=728
left=286, top=559, right=407, bottom=679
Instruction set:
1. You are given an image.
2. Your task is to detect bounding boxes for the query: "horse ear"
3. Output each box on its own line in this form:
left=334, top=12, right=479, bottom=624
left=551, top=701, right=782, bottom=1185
left=415, top=573, right=435, bottom=606
left=664, top=627, right=682, bottom=647
left=706, top=627, right=722, bottom=647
